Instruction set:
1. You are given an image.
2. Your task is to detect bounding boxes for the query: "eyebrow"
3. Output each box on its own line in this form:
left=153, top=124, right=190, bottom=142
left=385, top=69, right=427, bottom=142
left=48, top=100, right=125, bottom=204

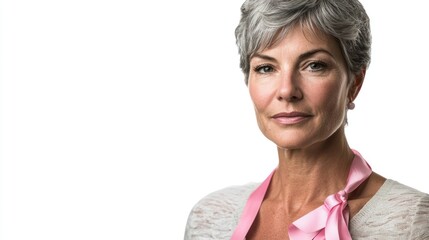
left=251, top=53, right=277, bottom=62
left=251, top=48, right=334, bottom=63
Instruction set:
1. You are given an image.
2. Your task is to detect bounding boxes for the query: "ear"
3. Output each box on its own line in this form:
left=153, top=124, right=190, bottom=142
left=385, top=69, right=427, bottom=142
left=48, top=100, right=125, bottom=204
left=348, top=68, right=366, bottom=102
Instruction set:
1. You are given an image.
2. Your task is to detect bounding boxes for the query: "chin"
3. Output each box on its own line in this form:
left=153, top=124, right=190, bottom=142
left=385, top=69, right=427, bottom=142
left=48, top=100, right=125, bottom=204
left=268, top=136, right=313, bottom=150
left=262, top=126, right=308, bottom=146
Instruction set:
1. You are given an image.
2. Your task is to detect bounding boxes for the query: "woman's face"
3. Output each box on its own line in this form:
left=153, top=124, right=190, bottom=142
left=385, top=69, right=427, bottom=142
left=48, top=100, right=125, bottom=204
left=248, top=26, right=356, bottom=150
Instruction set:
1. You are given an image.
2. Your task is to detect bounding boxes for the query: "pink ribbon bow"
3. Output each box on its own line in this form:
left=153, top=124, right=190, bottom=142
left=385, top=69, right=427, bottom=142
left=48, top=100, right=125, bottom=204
left=230, top=150, right=372, bottom=240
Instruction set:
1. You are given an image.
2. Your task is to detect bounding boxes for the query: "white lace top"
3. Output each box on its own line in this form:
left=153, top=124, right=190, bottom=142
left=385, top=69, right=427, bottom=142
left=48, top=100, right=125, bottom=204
left=184, top=179, right=429, bottom=239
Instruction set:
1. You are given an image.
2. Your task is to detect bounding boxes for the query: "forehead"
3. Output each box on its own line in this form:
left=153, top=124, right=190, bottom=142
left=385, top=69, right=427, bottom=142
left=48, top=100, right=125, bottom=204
left=256, top=25, right=342, bottom=58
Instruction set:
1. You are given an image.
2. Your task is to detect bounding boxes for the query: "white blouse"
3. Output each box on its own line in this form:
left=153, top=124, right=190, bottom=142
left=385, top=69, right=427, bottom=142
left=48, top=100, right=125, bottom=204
left=185, top=179, right=429, bottom=240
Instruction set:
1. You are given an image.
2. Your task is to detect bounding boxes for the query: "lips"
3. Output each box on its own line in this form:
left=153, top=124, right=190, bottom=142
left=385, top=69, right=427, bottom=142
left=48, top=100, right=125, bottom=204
left=271, top=111, right=313, bottom=125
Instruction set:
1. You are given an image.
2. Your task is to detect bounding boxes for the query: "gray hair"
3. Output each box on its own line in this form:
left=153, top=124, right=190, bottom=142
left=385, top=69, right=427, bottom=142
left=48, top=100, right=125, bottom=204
left=235, top=0, right=371, bottom=84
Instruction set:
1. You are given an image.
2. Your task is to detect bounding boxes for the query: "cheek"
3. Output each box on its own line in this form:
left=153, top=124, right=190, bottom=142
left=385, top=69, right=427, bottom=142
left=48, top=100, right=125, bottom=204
left=314, top=81, right=348, bottom=123
left=248, top=81, right=275, bottom=112
left=314, top=75, right=348, bottom=105
left=248, top=82, right=274, bottom=136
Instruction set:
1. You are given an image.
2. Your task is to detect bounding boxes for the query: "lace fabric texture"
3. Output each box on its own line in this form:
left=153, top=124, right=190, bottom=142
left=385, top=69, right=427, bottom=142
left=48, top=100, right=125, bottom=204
left=185, top=180, right=429, bottom=240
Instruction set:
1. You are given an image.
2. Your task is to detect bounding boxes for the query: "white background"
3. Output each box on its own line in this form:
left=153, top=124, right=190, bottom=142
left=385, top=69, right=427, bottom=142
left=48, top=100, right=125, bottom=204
left=1, top=0, right=428, bottom=239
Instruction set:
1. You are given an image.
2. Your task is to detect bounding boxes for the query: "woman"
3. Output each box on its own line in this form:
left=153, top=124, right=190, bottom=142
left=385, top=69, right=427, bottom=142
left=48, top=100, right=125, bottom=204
left=185, top=0, right=429, bottom=239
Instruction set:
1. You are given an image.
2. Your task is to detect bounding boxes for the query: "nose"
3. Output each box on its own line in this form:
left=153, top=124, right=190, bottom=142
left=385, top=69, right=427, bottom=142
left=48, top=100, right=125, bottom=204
left=277, top=72, right=303, bottom=102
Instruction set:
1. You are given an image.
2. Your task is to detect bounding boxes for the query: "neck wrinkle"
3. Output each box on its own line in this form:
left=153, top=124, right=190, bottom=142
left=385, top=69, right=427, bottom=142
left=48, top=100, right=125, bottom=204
left=267, top=131, right=354, bottom=212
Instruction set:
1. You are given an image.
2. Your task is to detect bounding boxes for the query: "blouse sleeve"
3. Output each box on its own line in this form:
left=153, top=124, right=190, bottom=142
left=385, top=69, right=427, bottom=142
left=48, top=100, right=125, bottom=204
left=409, top=193, right=429, bottom=239
left=184, top=184, right=257, bottom=240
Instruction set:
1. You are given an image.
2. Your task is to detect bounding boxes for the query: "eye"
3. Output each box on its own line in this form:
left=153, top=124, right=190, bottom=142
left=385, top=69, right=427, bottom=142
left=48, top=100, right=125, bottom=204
left=307, top=61, right=328, bottom=72
left=254, top=65, right=274, bottom=74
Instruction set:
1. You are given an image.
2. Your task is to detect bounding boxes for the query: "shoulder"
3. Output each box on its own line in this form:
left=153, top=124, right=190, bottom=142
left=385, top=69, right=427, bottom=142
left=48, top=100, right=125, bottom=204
left=351, top=179, right=429, bottom=239
left=184, top=183, right=258, bottom=240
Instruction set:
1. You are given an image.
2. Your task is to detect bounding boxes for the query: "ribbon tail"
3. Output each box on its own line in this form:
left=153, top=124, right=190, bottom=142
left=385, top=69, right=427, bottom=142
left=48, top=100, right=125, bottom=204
left=288, top=205, right=327, bottom=240
left=289, top=224, right=322, bottom=240
left=325, top=203, right=352, bottom=240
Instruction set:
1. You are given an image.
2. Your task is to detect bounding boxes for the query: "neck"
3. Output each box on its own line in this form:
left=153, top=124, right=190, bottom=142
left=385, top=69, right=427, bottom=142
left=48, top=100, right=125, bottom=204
left=267, top=128, right=354, bottom=214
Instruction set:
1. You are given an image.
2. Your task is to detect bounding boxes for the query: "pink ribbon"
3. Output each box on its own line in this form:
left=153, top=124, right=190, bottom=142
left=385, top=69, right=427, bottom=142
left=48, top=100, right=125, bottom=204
left=230, top=150, right=372, bottom=240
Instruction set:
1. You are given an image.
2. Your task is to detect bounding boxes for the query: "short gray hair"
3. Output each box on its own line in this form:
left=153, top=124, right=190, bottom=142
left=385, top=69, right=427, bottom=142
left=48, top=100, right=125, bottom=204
left=235, top=0, right=371, bottom=84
